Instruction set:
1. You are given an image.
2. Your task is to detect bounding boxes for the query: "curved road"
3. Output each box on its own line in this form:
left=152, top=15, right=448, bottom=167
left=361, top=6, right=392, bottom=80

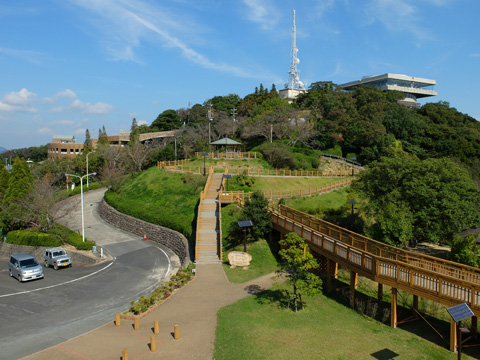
left=0, top=188, right=180, bottom=360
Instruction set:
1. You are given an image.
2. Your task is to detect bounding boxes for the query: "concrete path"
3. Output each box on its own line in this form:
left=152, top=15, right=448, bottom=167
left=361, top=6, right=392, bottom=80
left=22, top=187, right=278, bottom=360
left=23, top=264, right=276, bottom=360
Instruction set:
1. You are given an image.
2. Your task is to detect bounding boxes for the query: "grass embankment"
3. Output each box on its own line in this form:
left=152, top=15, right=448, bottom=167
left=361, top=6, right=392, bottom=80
left=228, top=176, right=346, bottom=194
left=104, top=167, right=204, bottom=240
left=215, top=283, right=476, bottom=360
left=284, top=188, right=349, bottom=212
left=176, top=158, right=273, bottom=172
left=221, top=203, right=280, bottom=283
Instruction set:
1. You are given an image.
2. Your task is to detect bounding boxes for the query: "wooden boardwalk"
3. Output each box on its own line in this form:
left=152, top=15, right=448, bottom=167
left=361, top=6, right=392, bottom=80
left=272, top=205, right=480, bottom=352
left=195, top=171, right=223, bottom=263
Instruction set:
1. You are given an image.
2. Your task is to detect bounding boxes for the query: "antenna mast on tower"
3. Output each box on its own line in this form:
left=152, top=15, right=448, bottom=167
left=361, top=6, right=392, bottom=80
left=286, top=9, right=305, bottom=90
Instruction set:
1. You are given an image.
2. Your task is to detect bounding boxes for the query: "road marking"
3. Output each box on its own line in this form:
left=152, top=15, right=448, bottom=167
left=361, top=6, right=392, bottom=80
left=0, top=261, right=115, bottom=298
left=156, top=246, right=171, bottom=276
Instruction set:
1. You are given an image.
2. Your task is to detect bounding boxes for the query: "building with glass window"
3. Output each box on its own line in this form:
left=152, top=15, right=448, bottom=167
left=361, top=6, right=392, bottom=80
left=338, top=73, right=437, bottom=108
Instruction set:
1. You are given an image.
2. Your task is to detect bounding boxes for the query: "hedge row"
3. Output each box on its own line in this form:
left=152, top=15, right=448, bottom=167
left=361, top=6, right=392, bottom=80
left=7, top=230, right=62, bottom=247
left=7, top=224, right=95, bottom=251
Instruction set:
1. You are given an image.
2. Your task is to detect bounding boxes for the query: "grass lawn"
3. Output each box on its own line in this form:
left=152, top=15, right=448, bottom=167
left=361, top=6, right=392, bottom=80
left=284, top=188, right=349, bottom=212
left=178, top=157, right=273, bottom=172
left=228, top=176, right=347, bottom=194
left=215, top=284, right=476, bottom=360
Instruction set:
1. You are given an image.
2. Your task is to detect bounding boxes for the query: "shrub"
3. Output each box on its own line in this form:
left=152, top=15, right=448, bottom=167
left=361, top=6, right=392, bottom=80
left=7, top=229, right=62, bottom=247
left=50, top=223, right=95, bottom=250
left=323, top=145, right=342, bottom=157
left=128, top=265, right=195, bottom=315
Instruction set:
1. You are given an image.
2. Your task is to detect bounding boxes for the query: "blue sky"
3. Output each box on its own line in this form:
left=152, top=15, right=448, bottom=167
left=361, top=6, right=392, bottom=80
left=0, top=0, right=478, bottom=150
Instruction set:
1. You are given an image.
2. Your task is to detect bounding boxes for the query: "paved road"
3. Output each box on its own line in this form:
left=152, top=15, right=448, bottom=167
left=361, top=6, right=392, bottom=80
left=0, top=188, right=180, bottom=360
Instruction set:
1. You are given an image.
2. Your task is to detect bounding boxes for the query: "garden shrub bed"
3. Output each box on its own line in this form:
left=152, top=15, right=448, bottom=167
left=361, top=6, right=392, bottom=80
left=122, top=264, right=195, bottom=319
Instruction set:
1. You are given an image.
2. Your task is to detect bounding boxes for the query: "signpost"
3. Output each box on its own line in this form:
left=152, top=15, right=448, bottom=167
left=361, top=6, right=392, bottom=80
left=223, top=174, right=233, bottom=192
left=447, top=303, right=474, bottom=359
left=238, top=220, right=253, bottom=252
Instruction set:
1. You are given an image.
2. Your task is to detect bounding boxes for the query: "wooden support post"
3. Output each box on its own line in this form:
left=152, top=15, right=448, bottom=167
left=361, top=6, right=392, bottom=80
left=413, top=295, right=419, bottom=318
left=349, top=271, right=357, bottom=308
left=472, top=316, right=478, bottom=338
left=450, top=318, right=457, bottom=353
left=154, top=321, right=159, bottom=335
left=122, top=349, right=128, bottom=360
left=174, top=325, right=180, bottom=340
left=115, top=313, right=121, bottom=326
left=150, top=336, right=156, bottom=352
left=391, top=288, right=397, bottom=328
left=377, top=283, right=383, bottom=302
left=134, top=318, right=139, bottom=330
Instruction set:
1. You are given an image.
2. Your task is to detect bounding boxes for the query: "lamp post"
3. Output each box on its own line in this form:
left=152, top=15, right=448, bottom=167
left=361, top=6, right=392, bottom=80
left=65, top=172, right=96, bottom=242
left=201, top=152, right=209, bottom=176
left=86, top=151, right=96, bottom=188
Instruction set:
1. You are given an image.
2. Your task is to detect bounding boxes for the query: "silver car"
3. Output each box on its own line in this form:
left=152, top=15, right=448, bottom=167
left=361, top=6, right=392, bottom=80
left=8, top=253, right=44, bottom=282
left=44, top=248, right=72, bottom=270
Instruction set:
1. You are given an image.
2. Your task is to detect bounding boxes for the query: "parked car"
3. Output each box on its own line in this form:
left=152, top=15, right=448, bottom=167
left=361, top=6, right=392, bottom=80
left=8, top=253, right=44, bottom=282
left=44, top=248, right=72, bottom=270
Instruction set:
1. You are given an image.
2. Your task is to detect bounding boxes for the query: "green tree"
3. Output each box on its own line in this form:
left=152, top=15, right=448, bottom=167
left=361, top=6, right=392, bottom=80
left=151, top=109, right=182, bottom=131
left=3, top=158, right=33, bottom=204
left=354, top=155, right=480, bottom=245
left=240, top=191, right=272, bottom=240
left=84, top=129, right=93, bottom=153
left=97, top=125, right=109, bottom=145
left=277, top=232, right=322, bottom=312
left=0, top=164, right=9, bottom=200
left=449, top=233, right=479, bottom=267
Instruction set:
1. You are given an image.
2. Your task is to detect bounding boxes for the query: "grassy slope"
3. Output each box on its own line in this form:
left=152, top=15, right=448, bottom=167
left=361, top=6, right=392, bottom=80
left=228, top=176, right=346, bottom=193
left=105, top=167, right=204, bottom=239
left=215, top=285, right=474, bottom=360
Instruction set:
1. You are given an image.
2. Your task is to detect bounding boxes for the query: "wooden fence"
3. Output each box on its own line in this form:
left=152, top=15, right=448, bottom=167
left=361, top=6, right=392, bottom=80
left=220, top=178, right=353, bottom=203
left=159, top=161, right=357, bottom=177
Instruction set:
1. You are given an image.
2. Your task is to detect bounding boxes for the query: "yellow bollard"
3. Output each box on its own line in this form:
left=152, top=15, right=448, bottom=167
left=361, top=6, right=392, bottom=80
left=150, top=336, right=157, bottom=352
left=115, top=313, right=120, bottom=327
left=174, top=324, right=180, bottom=340
left=122, top=349, right=128, bottom=360
left=154, top=321, right=159, bottom=335
left=134, top=318, right=139, bottom=330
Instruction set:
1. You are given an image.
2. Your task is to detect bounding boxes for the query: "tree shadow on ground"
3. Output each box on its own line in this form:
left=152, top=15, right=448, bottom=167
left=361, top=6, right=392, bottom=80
left=253, top=288, right=290, bottom=309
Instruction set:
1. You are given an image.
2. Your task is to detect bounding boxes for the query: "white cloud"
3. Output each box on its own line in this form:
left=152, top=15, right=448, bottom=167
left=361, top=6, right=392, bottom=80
left=242, top=0, right=280, bottom=30
left=66, top=0, right=260, bottom=78
left=0, top=46, right=44, bottom=64
left=0, top=88, right=38, bottom=113
left=364, top=0, right=434, bottom=42
left=470, top=53, right=480, bottom=58
left=138, top=120, right=148, bottom=126
left=74, top=128, right=86, bottom=135
left=4, top=88, right=37, bottom=105
left=55, top=89, right=77, bottom=100
left=70, top=99, right=114, bottom=114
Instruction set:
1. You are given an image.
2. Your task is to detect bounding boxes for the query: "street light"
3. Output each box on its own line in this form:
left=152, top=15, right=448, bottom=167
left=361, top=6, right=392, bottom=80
left=65, top=172, right=97, bottom=242
left=86, top=151, right=96, bottom=188
left=238, top=220, right=253, bottom=252
left=201, top=152, right=209, bottom=176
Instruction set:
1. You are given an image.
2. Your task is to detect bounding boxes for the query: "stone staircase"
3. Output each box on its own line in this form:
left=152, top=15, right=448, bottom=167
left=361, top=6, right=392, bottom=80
left=195, top=173, right=223, bottom=263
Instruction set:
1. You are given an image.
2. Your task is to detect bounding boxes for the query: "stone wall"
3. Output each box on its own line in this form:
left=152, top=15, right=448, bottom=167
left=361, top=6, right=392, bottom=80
left=98, top=199, right=189, bottom=266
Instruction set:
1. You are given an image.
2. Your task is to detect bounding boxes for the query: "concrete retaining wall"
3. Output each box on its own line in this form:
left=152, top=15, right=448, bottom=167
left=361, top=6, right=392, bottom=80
left=98, top=199, right=189, bottom=267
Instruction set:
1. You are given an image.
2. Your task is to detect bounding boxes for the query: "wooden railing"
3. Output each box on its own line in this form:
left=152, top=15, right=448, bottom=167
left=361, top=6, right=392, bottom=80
left=218, top=190, right=223, bottom=262
left=220, top=179, right=353, bottom=203
left=194, top=151, right=258, bottom=159
left=273, top=205, right=480, bottom=314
